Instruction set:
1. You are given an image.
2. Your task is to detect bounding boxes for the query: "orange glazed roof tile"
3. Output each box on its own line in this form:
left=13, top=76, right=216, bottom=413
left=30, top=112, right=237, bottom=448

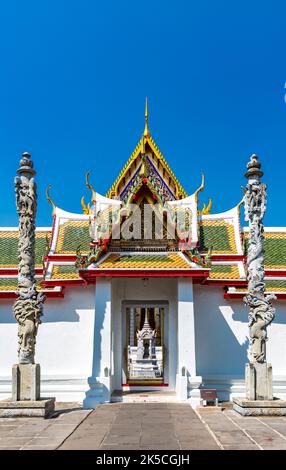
left=97, top=253, right=192, bottom=270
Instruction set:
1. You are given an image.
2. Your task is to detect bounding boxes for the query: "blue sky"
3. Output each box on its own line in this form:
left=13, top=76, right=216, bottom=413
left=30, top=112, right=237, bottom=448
left=0, top=1, right=286, bottom=227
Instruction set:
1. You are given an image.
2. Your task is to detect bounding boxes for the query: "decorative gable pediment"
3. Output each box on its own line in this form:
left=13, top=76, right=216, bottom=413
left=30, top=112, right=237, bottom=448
left=106, top=99, right=187, bottom=201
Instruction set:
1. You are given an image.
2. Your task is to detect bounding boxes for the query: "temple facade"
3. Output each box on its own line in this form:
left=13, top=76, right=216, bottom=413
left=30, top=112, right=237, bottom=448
left=0, top=103, right=286, bottom=407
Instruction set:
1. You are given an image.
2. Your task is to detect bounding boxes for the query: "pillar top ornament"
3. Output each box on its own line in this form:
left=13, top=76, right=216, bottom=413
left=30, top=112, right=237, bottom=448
left=245, top=153, right=264, bottom=180
left=17, top=151, right=36, bottom=178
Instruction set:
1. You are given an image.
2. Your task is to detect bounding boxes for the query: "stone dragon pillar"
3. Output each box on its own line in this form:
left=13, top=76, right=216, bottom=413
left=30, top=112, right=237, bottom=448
left=14, top=152, right=45, bottom=364
left=240, top=154, right=276, bottom=405
left=2, top=152, right=55, bottom=416
left=233, top=155, right=278, bottom=416
left=231, top=155, right=286, bottom=415
left=243, top=154, right=276, bottom=372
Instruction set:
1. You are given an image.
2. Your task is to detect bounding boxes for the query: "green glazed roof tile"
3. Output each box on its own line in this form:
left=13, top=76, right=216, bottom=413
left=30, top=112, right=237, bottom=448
left=0, top=231, right=50, bottom=268
left=55, top=221, right=90, bottom=254
left=244, top=233, right=286, bottom=269
left=200, top=222, right=236, bottom=254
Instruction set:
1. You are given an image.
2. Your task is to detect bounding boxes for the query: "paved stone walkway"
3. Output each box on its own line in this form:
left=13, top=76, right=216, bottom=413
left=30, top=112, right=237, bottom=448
left=0, top=404, right=91, bottom=450
left=59, top=403, right=219, bottom=450
left=201, top=409, right=286, bottom=450
left=1, top=403, right=286, bottom=450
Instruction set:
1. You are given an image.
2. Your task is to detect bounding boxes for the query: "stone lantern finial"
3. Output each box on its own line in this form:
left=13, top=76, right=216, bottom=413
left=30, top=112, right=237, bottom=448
left=245, top=153, right=264, bottom=180
left=17, top=151, right=36, bottom=177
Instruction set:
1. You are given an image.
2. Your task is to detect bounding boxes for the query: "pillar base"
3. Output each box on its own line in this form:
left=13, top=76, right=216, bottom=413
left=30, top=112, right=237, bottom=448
left=8, top=364, right=56, bottom=417
left=233, top=397, right=286, bottom=416
left=0, top=398, right=55, bottom=418
left=12, top=363, right=40, bottom=401
left=245, top=362, right=273, bottom=400
left=83, top=376, right=111, bottom=409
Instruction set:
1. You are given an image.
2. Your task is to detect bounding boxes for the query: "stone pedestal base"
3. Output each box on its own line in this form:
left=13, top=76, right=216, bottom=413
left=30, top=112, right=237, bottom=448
left=129, top=358, right=161, bottom=380
left=12, top=363, right=40, bottom=401
left=0, top=398, right=55, bottom=418
left=246, top=363, right=273, bottom=400
left=7, top=364, right=56, bottom=418
left=233, top=397, right=286, bottom=416
left=83, top=376, right=111, bottom=409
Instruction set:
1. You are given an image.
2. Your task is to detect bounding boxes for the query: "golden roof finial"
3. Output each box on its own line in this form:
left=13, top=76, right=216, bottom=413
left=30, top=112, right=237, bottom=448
left=200, top=198, right=212, bottom=215
left=237, top=196, right=245, bottom=216
left=194, top=173, right=205, bottom=203
left=85, top=171, right=96, bottom=202
left=143, top=96, right=150, bottom=137
left=81, top=196, right=91, bottom=215
left=45, top=185, right=56, bottom=216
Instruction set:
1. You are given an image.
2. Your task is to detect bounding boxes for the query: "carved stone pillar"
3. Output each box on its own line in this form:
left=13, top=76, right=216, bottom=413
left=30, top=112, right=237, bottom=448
left=243, top=155, right=276, bottom=400
left=14, top=152, right=45, bottom=364
left=233, top=155, right=286, bottom=415
left=0, top=152, right=55, bottom=417
left=243, top=155, right=276, bottom=367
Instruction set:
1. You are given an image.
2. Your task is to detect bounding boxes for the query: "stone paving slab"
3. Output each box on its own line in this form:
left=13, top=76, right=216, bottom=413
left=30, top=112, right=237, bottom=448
left=59, top=403, right=220, bottom=450
left=199, top=409, right=286, bottom=450
left=0, top=402, right=91, bottom=450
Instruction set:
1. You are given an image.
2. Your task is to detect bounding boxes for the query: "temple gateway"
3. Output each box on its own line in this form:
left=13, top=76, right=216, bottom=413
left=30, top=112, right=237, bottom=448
left=0, top=103, right=285, bottom=408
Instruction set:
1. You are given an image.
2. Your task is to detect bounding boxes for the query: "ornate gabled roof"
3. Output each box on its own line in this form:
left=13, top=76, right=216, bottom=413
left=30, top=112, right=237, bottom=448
left=1, top=104, right=286, bottom=299
left=48, top=207, right=90, bottom=256
left=200, top=205, right=243, bottom=255
left=106, top=101, right=188, bottom=200
left=1, top=220, right=286, bottom=298
left=54, top=219, right=90, bottom=255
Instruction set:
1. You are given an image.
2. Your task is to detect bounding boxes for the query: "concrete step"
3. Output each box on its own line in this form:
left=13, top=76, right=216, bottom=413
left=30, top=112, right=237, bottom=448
left=111, top=390, right=178, bottom=403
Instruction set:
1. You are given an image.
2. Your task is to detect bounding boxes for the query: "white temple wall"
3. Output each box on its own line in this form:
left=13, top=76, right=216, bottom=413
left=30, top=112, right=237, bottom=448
left=0, top=286, right=96, bottom=401
left=0, top=300, right=18, bottom=374
left=1, top=282, right=285, bottom=403
left=194, top=284, right=286, bottom=400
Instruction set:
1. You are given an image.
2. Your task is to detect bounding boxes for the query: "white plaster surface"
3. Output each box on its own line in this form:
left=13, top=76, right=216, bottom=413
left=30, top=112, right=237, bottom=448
left=193, top=284, right=286, bottom=399
left=0, top=286, right=95, bottom=401
left=177, top=278, right=196, bottom=377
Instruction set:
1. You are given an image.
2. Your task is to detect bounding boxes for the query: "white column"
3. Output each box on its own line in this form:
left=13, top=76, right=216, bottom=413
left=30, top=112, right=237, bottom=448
left=83, top=278, right=112, bottom=409
left=129, top=307, right=135, bottom=347
left=176, top=278, right=202, bottom=406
